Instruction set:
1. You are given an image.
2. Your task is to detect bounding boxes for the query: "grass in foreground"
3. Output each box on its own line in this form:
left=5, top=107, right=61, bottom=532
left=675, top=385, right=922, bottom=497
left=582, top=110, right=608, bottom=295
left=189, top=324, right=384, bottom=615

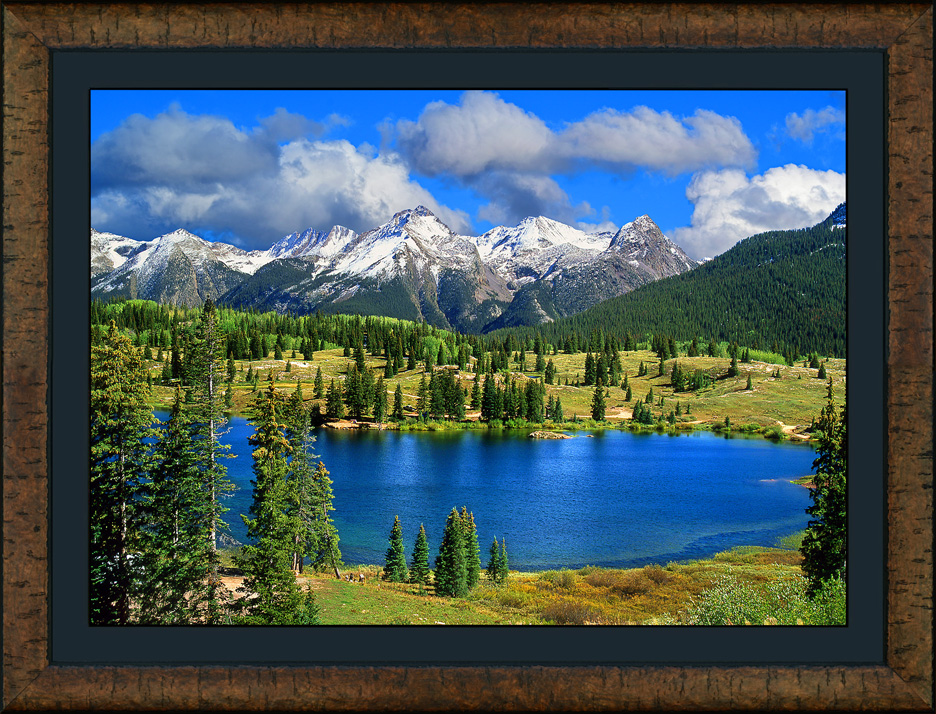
left=298, top=544, right=844, bottom=626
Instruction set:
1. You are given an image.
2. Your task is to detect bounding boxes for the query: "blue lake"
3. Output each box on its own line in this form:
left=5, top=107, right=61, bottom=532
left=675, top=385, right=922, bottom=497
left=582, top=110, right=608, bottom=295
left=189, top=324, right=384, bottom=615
left=156, top=412, right=815, bottom=571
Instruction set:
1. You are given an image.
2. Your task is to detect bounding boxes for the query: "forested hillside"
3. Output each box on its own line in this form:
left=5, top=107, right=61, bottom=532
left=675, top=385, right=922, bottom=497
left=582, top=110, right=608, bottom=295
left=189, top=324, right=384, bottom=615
left=491, top=207, right=846, bottom=358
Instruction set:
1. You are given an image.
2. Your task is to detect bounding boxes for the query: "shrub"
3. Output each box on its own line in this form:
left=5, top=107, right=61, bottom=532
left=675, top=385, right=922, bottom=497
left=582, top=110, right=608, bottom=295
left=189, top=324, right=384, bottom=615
left=681, top=572, right=845, bottom=625
left=541, top=599, right=604, bottom=625
left=538, top=570, right=577, bottom=591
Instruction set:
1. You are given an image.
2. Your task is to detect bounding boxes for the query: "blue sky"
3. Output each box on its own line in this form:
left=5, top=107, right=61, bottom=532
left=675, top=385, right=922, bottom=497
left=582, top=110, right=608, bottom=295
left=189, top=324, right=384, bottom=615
left=91, top=89, right=845, bottom=258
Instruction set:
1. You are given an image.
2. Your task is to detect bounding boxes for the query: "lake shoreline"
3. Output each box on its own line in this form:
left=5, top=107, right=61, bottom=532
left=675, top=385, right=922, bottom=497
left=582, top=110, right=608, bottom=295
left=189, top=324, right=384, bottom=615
left=171, top=407, right=813, bottom=443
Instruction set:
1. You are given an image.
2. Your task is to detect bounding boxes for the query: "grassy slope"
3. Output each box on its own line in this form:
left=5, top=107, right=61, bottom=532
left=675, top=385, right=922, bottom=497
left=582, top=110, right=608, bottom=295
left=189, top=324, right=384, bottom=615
left=146, top=347, right=845, bottom=437
left=298, top=545, right=807, bottom=625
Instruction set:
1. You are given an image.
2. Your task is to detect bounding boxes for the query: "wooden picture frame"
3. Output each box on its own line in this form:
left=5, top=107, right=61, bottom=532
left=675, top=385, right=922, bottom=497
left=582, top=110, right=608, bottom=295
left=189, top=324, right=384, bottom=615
left=3, top=2, right=932, bottom=710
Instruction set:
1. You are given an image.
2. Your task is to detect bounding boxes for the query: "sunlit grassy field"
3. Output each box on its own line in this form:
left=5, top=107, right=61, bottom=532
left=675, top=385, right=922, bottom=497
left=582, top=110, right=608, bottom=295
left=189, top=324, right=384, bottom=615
left=289, top=541, right=843, bottom=626
left=146, top=346, right=845, bottom=437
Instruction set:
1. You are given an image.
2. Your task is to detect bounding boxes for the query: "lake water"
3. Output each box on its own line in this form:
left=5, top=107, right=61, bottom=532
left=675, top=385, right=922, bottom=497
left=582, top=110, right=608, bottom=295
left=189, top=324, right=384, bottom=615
left=155, top=412, right=815, bottom=571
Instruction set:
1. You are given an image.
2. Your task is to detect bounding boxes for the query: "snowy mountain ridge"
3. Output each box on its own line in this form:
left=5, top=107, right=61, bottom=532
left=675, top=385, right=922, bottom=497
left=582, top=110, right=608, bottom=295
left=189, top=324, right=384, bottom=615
left=90, top=206, right=699, bottom=332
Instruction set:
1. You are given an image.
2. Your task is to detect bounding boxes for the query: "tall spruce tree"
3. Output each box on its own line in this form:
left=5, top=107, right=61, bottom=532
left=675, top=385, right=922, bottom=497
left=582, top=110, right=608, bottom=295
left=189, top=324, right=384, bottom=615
left=237, top=378, right=319, bottom=624
left=591, top=379, right=607, bottom=421
left=801, top=379, right=847, bottom=593
left=487, top=538, right=501, bottom=583
left=137, top=385, right=215, bottom=624
left=384, top=515, right=408, bottom=582
left=409, top=524, right=431, bottom=585
left=392, top=383, right=404, bottom=421
left=90, top=322, right=154, bottom=624
left=460, top=508, right=482, bottom=590
left=434, top=508, right=468, bottom=597
left=185, top=299, right=233, bottom=621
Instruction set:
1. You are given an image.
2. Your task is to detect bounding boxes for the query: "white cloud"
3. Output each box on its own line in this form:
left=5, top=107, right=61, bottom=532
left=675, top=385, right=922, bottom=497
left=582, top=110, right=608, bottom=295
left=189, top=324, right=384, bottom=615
left=784, top=106, right=845, bottom=144
left=394, top=91, right=556, bottom=177
left=392, top=91, right=757, bottom=227
left=670, top=164, right=846, bottom=259
left=559, top=107, right=756, bottom=174
left=91, top=109, right=469, bottom=248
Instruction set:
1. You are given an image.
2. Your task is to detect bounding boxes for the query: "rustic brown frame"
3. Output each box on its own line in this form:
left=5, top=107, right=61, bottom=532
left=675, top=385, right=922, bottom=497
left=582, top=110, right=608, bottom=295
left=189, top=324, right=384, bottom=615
left=3, top=2, right=932, bottom=710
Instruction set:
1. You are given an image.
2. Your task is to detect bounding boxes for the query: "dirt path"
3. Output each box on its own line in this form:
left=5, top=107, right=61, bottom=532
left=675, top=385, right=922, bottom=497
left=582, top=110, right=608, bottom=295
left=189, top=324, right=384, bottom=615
left=775, top=421, right=810, bottom=441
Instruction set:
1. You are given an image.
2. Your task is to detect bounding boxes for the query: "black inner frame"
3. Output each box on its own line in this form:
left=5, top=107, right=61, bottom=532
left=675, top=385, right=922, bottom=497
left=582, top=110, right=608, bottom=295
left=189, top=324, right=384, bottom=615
left=52, top=49, right=884, bottom=665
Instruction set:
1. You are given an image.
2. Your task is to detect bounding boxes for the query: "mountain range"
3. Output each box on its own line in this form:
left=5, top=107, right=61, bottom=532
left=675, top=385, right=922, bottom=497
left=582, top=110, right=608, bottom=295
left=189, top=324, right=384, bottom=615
left=91, top=207, right=697, bottom=333
left=496, top=203, right=847, bottom=357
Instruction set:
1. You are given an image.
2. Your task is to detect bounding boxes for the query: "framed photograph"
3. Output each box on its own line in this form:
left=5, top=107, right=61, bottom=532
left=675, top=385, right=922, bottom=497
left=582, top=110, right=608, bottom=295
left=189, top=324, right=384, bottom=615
left=3, top=2, right=932, bottom=710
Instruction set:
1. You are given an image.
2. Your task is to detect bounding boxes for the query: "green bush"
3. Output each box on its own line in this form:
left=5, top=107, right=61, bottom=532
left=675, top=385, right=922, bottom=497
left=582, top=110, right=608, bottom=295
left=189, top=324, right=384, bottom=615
left=682, top=572, right=845, bottom=625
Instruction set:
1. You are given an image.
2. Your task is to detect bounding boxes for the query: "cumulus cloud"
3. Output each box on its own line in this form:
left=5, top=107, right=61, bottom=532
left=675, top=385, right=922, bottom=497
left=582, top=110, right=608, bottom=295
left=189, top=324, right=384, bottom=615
left=91, top=108, right=468, bottom=248
left=559, top=107, right=756, bottom=174
left=670, top=164, right=846, bottom=259
left=395, top=91, right=556, bottom=176
left=784, top=106, right=845, bottom=144
left=391, top=91, right=757, bottom=226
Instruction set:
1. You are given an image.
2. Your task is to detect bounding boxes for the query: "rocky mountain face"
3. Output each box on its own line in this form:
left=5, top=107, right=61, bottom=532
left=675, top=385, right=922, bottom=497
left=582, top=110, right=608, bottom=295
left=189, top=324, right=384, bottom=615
left=91, top=207, right=697, bottom=333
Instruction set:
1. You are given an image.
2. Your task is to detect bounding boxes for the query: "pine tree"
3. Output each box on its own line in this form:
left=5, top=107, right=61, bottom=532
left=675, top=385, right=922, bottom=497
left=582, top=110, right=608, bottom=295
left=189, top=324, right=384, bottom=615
left=801, top=379, right=847, bottom=593
left=486, top=538, right=501, bottom=585
left=226, top=354, right=236, bottom=383
left=137, top=385, right=215, bottom=624
left=727, top=354, right=739, bottom=377
left=625, top=385, right=632, bottom=402
left=185, top=299, right=233, bottom=622
left=313, top=366, right=325, bottom=398
left=553, top=397, right=564, bottom=423
left=326, top=379, right=344, bottom=419
left=409, top=524, right=431, bottom=585
left=584, top=352, right=596, bottom=386
left=305, top=462, right=341, bottom=575
left=90, top=322, right=154, bottom=624
left=374, top=375, right=388, bottom=422
left=591, top=379, right=607, bottom=421
left=392, top=383, right=404, bottom=421
left=384, top=515, right=408, bottom=582
left=817, top=362, right=827, bottom=380
left=497, top=537, right=509, bottom=585
left=434, top=508, right=468, bottom=597
left=460, top=508, right=482, bottom=590
left=236, top=378, right=319, bottom=624
left=544, top=359, right=556, bottom=384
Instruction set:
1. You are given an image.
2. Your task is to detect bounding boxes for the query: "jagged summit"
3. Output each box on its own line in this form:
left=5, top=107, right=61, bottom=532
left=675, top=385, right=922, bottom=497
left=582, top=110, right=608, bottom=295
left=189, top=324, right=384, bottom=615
left=91, top=206, right=699, bottom=331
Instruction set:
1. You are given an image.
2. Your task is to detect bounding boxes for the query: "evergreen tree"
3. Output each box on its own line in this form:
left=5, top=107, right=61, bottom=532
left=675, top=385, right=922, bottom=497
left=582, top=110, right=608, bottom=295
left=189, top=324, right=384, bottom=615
left=486, top=538, right=500, bottom=585
left=409, top=524, right=431, bottom=585
left=746, top=374, right=753, bottom=390
left=471, top=373, right=482, bottom=409
left=374, top=375, right=388, bottom=422
left=313, top=367, right=324, bottom=399
left=591, top=379, right=606, bottom=421
left=460, top=508, right=482, bottom=590
left=326, top=379, right=344, bottom=419
left=90, top=322, right=154, bottom=625
left=584, top=352, right=596, bottom=386
left=384, top=515, right=408, bottom=582
left=496, top=538, right=509, bottom=585
left=553, top=397, right=564, bottom=424
left=727, top=354, right=739, bottom=377
left=817, top=362, right=827, bottom=380
left=625, top=385, right=632, bottom=402
left=137, top=385, right=215, bottom=624
left=544, top=359, right=556, bottom=385
left=227, top=354, right=236, bottom=383
left=185, top=300, right=233, bottom=621
left=535, top=351, right=546, bottom=373
left=305, top=462, right=342, bottom=575
left=393, top=383, right=404, bottom=421
left=801, top=380, right=847, bottom=593
left=434, top=508, right=468, bottom=597
left=236, top=378, right=319, bottom=624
